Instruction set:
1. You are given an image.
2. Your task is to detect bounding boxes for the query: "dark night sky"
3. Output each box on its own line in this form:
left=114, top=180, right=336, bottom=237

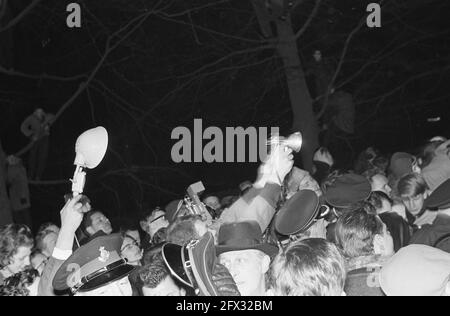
left=1, top=0, right=449, bottom=229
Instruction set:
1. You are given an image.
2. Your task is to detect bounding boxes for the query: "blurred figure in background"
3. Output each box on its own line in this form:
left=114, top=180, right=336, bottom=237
left=0, top=139, right=13, bottom=227
left=6, top=155, right=31, bottom=228
left=21, top=108, right=55, bottom=181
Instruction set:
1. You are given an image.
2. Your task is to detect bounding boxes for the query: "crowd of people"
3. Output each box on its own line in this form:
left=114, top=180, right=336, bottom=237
left=1, top=131, right=450, bottom=296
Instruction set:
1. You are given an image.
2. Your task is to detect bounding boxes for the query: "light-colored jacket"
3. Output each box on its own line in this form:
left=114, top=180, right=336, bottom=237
left=37, top=256, right=65, bottom=296
left=219, top=183, right=281, bottom=233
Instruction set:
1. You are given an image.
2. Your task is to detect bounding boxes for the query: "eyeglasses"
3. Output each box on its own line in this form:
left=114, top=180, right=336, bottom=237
left=150, top=214, right=166, bottom=224
left=121, top=235, right=141, bottom=252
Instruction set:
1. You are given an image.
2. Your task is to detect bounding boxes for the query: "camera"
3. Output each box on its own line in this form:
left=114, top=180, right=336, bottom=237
left=174, top=182, right=215, bottom=222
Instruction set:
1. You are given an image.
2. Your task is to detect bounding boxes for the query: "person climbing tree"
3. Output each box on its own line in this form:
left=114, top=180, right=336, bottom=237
left=21, top=108, right=55, bottom=181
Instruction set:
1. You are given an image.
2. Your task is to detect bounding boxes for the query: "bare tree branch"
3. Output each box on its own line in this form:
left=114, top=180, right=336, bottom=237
left=15, top=9, right=159, bottom=157
left=0, top=0, right=8, bottom=23
left=356, top=65, right=450, bottom=106
left=295, top=0, right=322, bottom=39
left=0, top=65, right=87, bottom=82
left=0, top=0, right=42, bottom=34
left=315, top=15, right=369, bottom=119
left=163, top=0, right=230, bottom=18
left=155, top=12, right=267, bottom=44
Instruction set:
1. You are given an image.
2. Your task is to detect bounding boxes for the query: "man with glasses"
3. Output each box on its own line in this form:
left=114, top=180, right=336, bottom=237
left=121, top=232, right=143, bottom=267
left=140, top=208, right=169, bottom=249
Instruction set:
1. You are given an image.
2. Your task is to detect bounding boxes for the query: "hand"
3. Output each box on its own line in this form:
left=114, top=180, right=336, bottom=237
left=313, top=147, right=334, bottom=167
left=60, top=195, right=91, bottom=233
left=259, top=144, right=294, bottom=185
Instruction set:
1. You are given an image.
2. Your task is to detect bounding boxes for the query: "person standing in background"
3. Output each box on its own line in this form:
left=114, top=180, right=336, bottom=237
left=6, top=156, right=31, bottom=228
left=0, top=139, right=13, bottom=227
left=21, top=108, right=55, bottom=181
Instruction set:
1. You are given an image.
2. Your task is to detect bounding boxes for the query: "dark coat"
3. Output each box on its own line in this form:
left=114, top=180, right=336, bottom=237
left=344, top=255, right=390, bottom=296
left=410, top=214, right=450, bottom=252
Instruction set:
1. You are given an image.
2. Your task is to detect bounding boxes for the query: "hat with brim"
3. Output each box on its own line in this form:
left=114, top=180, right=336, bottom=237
left=162, top=232, right=221, bottom=296
left=162, top=242, right=193, bottom=288
left=275, top=190, right=320, bottom=236
left=215, top=221, right=278, bottom=257
left=53, top=234, right=135, bottom=293
left=324, top=174, right=371, bottom=209
left=165, top=200, right=183, bottom=224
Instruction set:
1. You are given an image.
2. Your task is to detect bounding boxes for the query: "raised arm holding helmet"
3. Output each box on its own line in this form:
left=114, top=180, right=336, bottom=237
left=38, top=195, right=90, bottom=296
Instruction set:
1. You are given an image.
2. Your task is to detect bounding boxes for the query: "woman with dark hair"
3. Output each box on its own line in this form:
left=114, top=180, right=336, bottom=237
left=0, top=224, right=34, bottom=284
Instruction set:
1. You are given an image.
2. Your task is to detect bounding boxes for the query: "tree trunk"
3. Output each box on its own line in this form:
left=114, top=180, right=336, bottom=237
left=275, top=17, right=319, bottom=172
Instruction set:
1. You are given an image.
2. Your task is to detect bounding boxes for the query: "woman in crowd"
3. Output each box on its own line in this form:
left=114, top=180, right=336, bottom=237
left=0, top=224, right=34, bottom=285
left=1, top=137, right=450, bottom=297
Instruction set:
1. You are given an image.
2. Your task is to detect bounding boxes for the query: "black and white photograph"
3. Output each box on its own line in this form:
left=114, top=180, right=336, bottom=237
left=0, top=0, right=449, bottom=299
